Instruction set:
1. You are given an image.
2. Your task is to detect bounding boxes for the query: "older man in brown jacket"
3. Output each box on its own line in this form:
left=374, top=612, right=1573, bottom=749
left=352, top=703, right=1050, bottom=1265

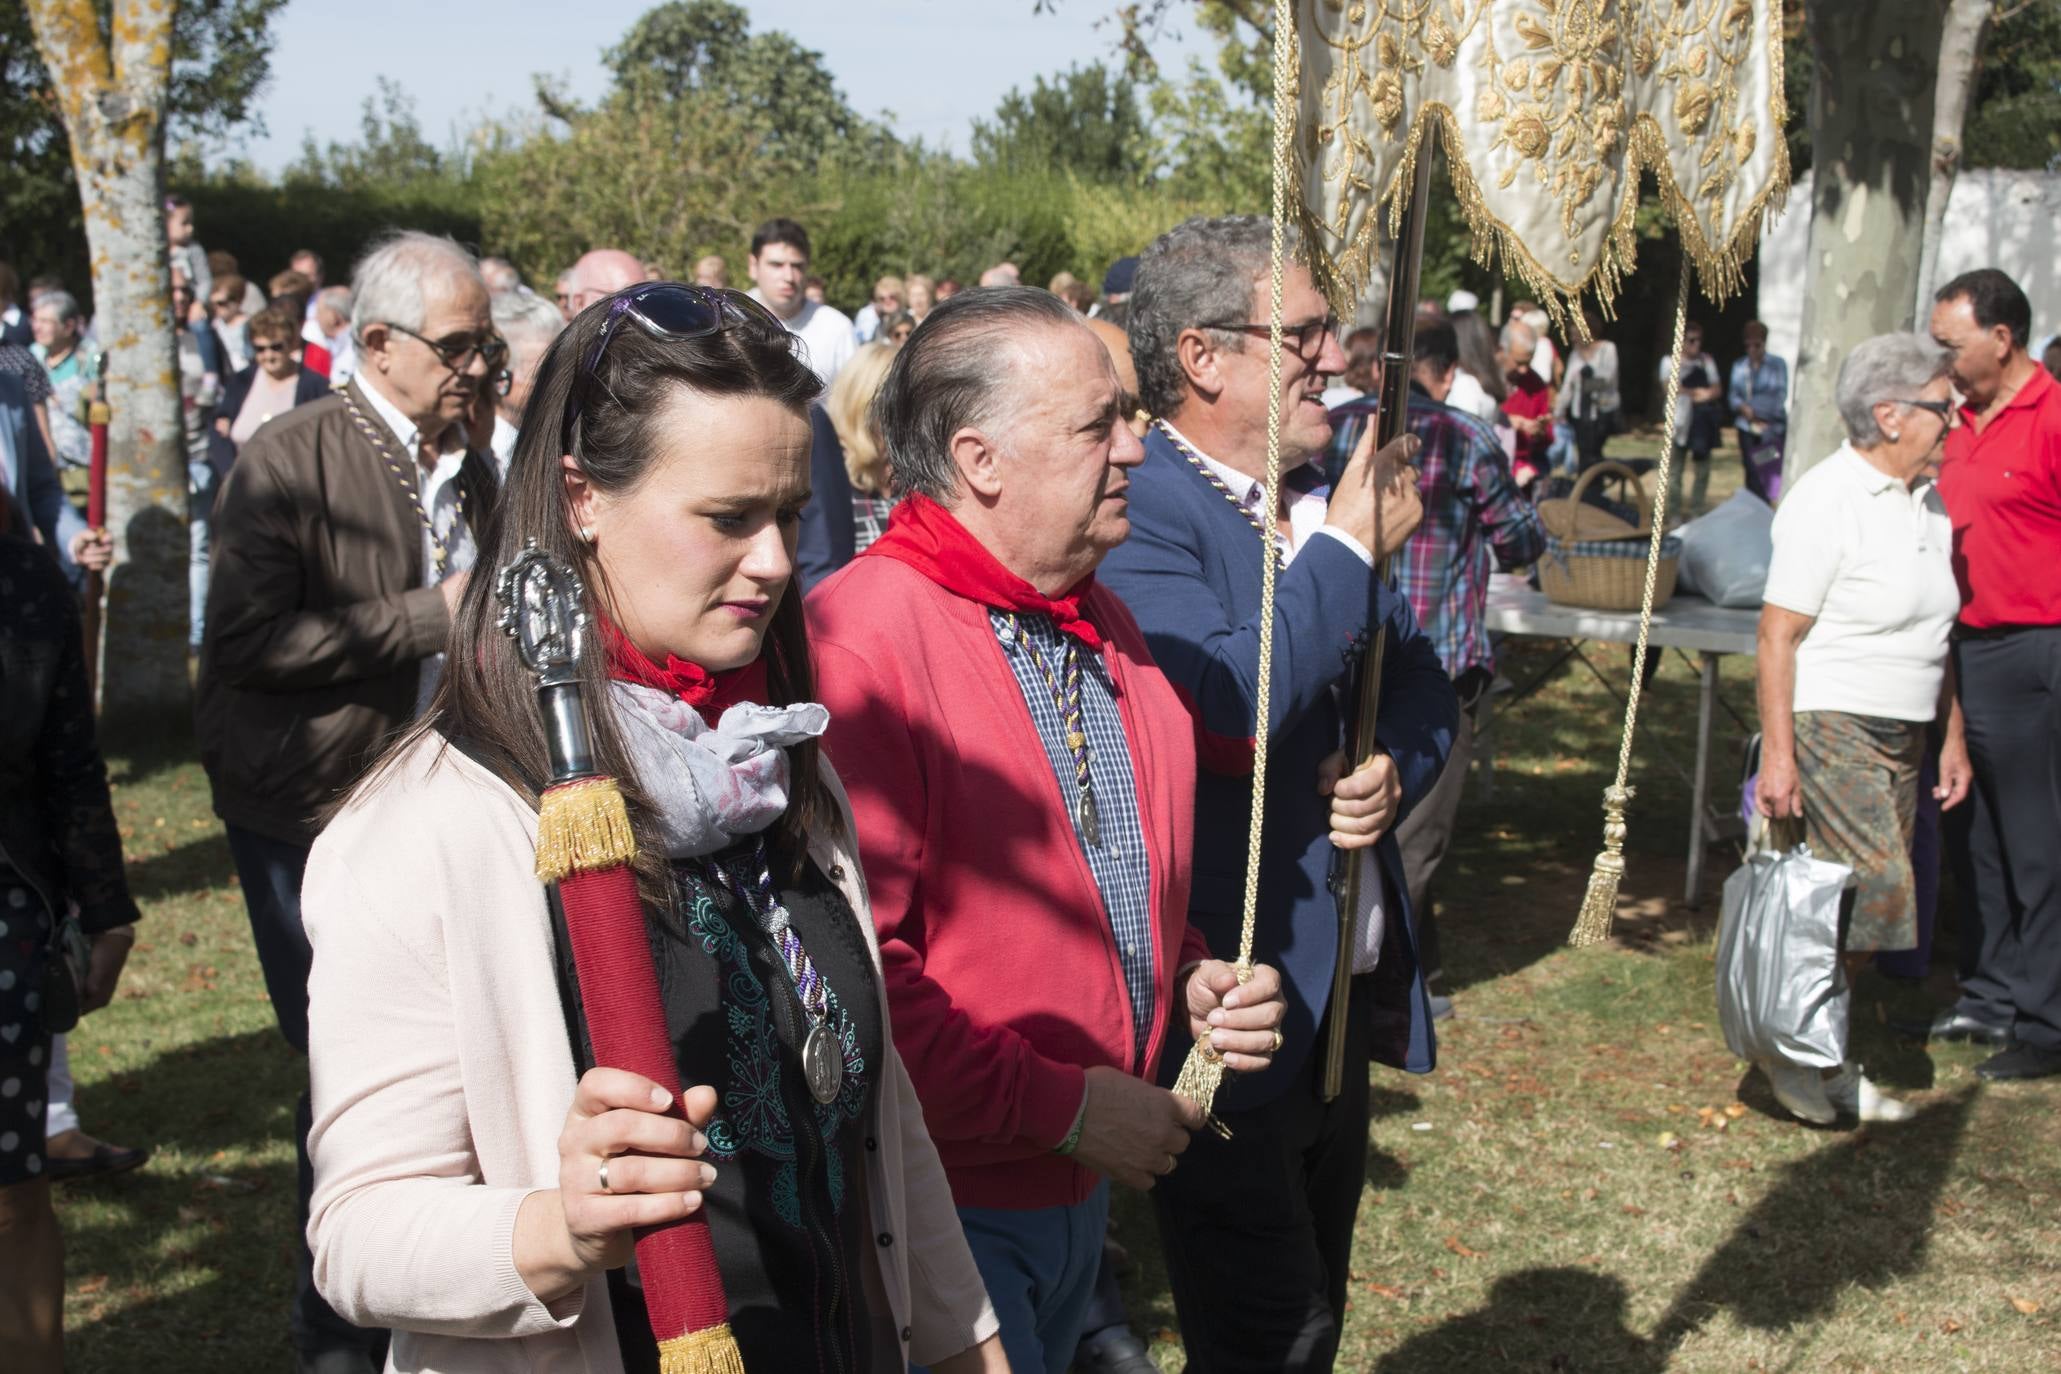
left=197, top=229, right=500, bottom=1374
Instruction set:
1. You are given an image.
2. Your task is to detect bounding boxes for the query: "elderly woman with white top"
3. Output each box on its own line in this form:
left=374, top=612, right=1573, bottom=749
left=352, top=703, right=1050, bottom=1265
left=1754, top=333, right=1974, bottom=1124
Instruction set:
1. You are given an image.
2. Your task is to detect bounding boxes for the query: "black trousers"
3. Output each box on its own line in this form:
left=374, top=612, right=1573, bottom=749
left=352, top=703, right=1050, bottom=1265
left=1947, top=629, right=2061, bottom=1050
left=1152, top=973, right=1376, bottom=1373
left=226, top=825, right=389, bottom=1362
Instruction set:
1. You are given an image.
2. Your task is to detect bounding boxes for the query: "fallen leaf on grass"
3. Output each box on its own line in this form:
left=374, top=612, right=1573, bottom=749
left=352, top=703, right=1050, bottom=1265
left=1443, top=1236, right=1485, bottom=1258
left=1366, top=1283, right=1408, bottom=1299
left=2008, top=1296, right=2040, bottom=1315
left=1622, top=1204, right=1647, bottom=1216
left=1656, top=1131, right=1683, bottom=1150
left=1724, top=1103, right=1747, bottom=1119
left=1940, top=1318, right=1964, bottom=1334
left=76, top=1274, right=108, bottom=1295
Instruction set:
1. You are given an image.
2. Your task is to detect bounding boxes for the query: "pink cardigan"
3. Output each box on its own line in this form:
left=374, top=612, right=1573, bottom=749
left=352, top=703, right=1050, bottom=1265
left=809, top=558, right=1207, bottom=1210
left=301, top=736, right=998, bottom=1373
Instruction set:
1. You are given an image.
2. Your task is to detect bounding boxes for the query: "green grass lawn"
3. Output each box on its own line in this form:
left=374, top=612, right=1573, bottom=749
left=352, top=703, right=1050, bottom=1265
left=53, top=455, right=2059, bottom=1369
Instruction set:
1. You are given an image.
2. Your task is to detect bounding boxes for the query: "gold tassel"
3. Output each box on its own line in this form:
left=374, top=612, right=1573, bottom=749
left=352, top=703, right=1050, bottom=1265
left=1569, top=785, right=1634, bottom=946
left=657, top=1324, right=748, bottom=1374
left=1171, top=1035, right=1227, bottom=1115
left=534, top=776, right=639, bottom=882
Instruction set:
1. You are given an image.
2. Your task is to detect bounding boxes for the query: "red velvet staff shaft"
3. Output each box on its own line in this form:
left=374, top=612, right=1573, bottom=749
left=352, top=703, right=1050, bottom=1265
left=555, top=858, right=731, bottom=1343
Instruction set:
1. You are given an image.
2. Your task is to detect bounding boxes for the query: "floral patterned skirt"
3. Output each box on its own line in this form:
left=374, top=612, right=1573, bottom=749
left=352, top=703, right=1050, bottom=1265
left=1795, top=710, right=1926, bottom=952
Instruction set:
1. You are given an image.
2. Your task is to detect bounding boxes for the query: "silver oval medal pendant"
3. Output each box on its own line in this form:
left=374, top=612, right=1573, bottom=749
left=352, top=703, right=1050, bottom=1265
left=802, top=1021, right=843, bottom=1104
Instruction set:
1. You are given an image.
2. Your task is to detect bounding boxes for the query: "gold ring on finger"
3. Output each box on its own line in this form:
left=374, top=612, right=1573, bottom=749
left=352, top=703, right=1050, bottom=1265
left=1164, top=1154, right=1179, bottom=1175
left=1270, top=1028, right=1284, bottom=1054
left=597, top=1158, right=613, bottom=1194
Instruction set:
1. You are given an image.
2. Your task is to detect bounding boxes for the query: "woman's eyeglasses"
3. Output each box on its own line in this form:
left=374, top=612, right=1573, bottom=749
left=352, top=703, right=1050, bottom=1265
left=1897, top=398, right=1956, bottom=422
left=561, top=284, right=786, bottom=449
left=250, top=342, right=289, bottom=355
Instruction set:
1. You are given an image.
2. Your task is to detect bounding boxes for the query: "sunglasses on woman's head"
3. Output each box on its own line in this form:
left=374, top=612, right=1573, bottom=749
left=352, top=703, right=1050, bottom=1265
left=561, top=284, right=787, bottom=450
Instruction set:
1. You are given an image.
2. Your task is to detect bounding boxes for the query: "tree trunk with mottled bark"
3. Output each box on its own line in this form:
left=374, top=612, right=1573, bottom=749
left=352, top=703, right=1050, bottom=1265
left=1786, top=2, right=1945, bottom=484
left=1915, top=0, right=1995, bottom=319
left=27, top=0, right=190, bottom=731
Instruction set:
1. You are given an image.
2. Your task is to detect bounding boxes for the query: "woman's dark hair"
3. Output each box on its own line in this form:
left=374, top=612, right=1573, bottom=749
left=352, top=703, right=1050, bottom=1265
left=1449, top=310, right=1505, bottom=404
left=354, top=288, right=825, bottom=899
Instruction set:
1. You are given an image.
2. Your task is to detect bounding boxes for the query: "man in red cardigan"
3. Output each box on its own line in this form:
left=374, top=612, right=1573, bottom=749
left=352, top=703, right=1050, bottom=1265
left=809, top=287, right=1288, bottom=1373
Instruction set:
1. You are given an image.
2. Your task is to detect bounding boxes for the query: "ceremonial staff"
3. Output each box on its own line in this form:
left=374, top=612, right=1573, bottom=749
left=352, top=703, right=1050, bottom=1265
left=1321, top=146, right=1433, bottom=1103
left=498, top=542, right=745, bottom=1374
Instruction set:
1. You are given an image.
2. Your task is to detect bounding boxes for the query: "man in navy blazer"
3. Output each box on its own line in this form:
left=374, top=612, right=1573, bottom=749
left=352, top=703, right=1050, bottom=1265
left=1099, top=216, right=1456, bottom=1373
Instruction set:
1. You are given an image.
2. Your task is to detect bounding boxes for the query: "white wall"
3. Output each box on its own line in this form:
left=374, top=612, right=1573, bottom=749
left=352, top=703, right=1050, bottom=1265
left=1759, top=167, right=2061, bottom=401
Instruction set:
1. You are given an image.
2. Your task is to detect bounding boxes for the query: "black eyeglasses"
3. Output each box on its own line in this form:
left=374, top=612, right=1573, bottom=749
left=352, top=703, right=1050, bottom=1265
left=250, top=342, right=289, bottom=355
left=1896, top=398, right=1955, bottom=421
left=1198, top=315, right=1340, bottom=358
left=561, top=284, right=786, bottom=448
left=384, top=321, right=509, bottom=374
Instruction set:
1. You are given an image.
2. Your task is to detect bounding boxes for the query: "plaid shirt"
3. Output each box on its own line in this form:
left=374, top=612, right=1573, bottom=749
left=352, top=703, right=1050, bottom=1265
left=991, top=610, right=1158, bottom=1058
left=1328, top=388, right=1546, bottom=679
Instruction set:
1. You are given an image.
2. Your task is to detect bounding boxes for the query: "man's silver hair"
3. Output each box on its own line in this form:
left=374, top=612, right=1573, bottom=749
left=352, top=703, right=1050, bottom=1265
left=350, top=231, right=484, bottom=347
left=36, top=289, right=82, bottom=326
left=1128, top=215, right=1299, bottom=419
left=479, top=257, right=522, bottom=295
left=1836, top=332, right=1951, bottom=448
left=492, top=290, right=566, bottom=379
left=318, top=285, right=353, bottom=315
left=1499, top=317, right=1537, bottom=351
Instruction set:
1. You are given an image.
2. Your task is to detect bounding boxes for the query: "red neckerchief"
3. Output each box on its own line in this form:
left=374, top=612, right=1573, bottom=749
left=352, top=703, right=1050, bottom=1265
left=596, top=613, right=769, bottom=713
left=862, top=493, right=1104, bottom=650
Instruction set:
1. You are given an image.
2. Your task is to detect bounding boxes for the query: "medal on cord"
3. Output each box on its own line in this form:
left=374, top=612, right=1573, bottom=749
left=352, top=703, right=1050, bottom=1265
left=709, top=838, right=846, bottom=1105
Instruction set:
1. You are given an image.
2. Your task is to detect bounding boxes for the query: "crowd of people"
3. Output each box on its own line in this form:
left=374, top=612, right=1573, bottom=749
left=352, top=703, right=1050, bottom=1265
left=0, top=190, right=2056, bottom=1374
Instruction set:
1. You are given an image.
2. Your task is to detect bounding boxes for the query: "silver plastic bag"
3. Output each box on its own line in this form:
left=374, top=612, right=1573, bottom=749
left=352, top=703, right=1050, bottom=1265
left=1715, top=841, right=1852, bottom=1069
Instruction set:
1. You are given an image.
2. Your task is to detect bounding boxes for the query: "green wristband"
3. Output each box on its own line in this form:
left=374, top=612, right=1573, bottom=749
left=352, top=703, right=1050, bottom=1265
left=1054, top=1098, right=1088, bottom=1156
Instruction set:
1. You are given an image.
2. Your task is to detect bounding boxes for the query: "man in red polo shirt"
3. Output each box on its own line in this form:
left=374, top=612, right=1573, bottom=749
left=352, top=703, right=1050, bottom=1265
left=1915, top=268, right=2061, bottom=1081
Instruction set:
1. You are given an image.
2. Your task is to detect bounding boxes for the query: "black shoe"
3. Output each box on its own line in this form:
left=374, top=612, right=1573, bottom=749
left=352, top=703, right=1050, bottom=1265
left=1975, top=1042, right=2061, bottom=1081
left=1076, top=1328, right=1160, bottom=1374
left=1890, top=1010, right=2011, bottom=1046
left=42, top=1132, right=150, bottom=1184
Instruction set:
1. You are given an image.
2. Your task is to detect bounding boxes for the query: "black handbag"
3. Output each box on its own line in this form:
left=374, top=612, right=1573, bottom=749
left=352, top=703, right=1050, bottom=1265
left=38, top=913, right=91, bottom=1034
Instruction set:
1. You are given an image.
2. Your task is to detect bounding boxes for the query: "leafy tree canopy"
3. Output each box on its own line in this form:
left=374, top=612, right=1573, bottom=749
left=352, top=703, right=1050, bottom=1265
left=972, top=63, right=1152, bottom=183
left=2, top=0, right=289, bottom=289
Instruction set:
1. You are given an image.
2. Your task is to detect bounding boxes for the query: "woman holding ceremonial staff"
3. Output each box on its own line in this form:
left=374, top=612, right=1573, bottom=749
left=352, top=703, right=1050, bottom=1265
left=300, top=283, right=1004, bottom=1373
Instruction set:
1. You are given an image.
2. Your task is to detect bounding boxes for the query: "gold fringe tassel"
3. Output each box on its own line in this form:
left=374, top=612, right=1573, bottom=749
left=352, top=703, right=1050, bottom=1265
left=534, top=776, right=639, bottom=882
left=657, top=1324, right=747, bottom=1374
left=1171, top=1035, right=1228, bottom=1115
left=1570, top=785, right=1634, bottom=947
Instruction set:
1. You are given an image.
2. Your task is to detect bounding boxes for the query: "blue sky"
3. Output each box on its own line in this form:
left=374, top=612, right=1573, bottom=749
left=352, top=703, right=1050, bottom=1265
left=236, top=0, right=1210, bottom=170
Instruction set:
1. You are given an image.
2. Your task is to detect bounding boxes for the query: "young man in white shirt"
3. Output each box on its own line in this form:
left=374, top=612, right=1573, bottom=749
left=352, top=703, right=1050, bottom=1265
left=747, top=217, right=856, bottom=385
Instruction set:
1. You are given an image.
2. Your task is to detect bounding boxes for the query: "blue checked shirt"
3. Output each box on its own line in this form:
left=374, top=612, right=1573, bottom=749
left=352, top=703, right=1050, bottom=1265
left=991, top=611, right=1158, bottom=1059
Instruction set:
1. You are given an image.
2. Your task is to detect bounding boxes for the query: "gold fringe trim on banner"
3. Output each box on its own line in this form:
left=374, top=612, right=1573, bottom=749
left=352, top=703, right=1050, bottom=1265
left=657, top=1323, right=747, bottom=1374
left=534, top=776, right=638, bottom=883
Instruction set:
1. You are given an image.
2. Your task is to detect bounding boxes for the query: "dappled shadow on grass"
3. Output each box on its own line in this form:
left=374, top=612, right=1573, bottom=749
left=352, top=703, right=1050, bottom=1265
left=121, top=830, right=235, bottom=903
left=58, top=1028, right=303, bottom=1370
left=1370, top=1093, right=1977, bottom=1371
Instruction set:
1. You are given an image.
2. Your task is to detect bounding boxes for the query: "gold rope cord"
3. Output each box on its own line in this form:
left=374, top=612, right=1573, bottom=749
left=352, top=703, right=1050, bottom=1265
left=1568, top=256, right=1691, bottom=946
left=1170, top=0, right=1298, bottom=1117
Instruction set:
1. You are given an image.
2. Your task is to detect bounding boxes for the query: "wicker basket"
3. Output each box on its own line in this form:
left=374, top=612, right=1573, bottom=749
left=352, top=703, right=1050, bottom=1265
left=1536, top=461, right=1654, bottom=541
left=1537, top=462, right=1680, bottom=611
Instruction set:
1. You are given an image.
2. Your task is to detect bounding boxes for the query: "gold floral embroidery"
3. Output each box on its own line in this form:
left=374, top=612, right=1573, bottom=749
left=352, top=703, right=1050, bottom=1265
left=1293, top=0, right=1789, bottom=327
